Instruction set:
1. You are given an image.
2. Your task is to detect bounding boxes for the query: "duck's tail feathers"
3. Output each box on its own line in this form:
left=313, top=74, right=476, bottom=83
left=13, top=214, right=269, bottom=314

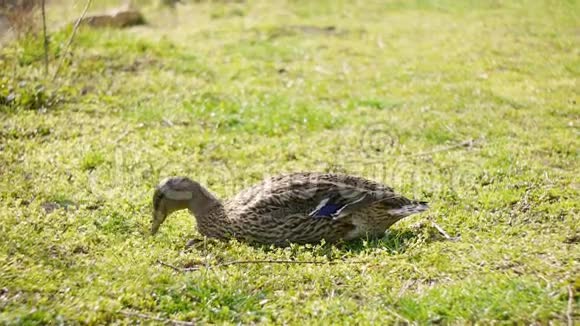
left=387, top=201, right=429, bottom=218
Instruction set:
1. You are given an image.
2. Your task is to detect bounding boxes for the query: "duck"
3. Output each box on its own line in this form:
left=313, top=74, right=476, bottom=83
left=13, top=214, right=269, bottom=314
left=151, top=172, right=428, bottom=246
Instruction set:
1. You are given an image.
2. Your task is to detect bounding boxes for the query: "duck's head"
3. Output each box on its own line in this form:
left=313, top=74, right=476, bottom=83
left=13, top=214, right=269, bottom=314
left=151, top=177, right=219, bottom=235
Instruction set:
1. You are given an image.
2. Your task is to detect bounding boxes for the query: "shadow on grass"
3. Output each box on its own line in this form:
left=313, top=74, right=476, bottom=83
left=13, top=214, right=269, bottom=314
left=340, top=228, right=421, bottom=254
left=222, top=228, right=429, bottom=257
left=171, top=226, right=449, bottom=274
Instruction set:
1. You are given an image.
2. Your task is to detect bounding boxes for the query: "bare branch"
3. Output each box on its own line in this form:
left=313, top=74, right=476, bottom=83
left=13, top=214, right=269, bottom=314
left=40, top=0, right=48, bottom=76
left=52, top=0, right=93, bottom=81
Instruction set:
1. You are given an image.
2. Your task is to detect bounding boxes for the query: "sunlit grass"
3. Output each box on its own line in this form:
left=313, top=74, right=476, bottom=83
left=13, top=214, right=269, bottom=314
left=0, top=0, right=578, bottom=324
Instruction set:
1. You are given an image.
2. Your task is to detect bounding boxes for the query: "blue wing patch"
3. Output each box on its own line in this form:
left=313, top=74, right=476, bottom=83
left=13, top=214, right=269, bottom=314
left=309, top=194, right=368, bottom=219
left=315, top=203, right=342, bottom=217
left=309, top=198, right=345, bottom=218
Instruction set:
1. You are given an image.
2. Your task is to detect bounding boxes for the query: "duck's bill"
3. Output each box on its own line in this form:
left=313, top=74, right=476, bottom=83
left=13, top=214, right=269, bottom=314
left=151, top=210, right=166, bottom=235
left=151, top=215, right=164, bottom=235
left=151, top=222, right=160, bottom=235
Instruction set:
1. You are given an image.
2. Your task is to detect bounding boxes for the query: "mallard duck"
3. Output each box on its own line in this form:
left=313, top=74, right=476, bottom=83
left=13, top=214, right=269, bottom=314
left=151, top=172, right=428, bottom=245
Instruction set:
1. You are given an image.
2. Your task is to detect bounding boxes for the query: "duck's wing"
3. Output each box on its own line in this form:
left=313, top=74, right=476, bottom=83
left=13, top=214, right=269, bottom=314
left=230, top=172, right=427, bottom=220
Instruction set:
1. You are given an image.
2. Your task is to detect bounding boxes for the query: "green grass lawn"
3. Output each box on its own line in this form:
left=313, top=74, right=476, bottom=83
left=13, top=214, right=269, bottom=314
left=1, top=0, right=578, bottom=324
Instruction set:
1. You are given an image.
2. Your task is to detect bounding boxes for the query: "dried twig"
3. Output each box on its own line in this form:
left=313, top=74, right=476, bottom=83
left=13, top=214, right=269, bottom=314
left=568, top=285, right=575, bottom=326
left=52, top=0, right=93, bottom=80
left=431, top=221, right=459, bottom=241
left=157, top=260, right=195, bottom=272
left=219, top=259, right=360, bottom=267
left=119, top=310, right=196, bottom=326
left=40, top=0, right=49, bottom=76
left=157, top=259, right=368, bottom=272
left=409, top=139, right=477, bottom=157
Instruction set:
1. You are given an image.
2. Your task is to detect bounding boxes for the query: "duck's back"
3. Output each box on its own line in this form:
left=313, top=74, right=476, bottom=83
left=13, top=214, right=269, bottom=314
left=222, top=172, right=426, bottom=245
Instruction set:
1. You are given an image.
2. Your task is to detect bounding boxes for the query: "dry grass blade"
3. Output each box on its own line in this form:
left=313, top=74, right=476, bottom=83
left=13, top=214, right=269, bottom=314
left=432, top=221, right=459, bottom=241
left=384, top=305, right=413, bottom=324
left=409, top=139, right=479, bottom=157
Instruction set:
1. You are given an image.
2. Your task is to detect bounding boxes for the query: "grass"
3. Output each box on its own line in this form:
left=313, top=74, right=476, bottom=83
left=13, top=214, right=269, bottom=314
left=0, top=0, right=578, bottom=324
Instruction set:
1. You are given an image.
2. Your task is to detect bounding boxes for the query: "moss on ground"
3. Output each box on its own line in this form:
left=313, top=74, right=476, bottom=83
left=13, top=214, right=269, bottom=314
left=0, top=0, right=578, bottom=324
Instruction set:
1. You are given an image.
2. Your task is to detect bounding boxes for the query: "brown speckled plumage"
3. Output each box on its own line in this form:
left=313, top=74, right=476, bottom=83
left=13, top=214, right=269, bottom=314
left=151, top=172, right=428, bottom=245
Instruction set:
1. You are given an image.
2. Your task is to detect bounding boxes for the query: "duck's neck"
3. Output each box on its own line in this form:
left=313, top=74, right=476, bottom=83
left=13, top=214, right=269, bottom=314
left=188, top=183, right=221, bottom=218
left=188, top=184, right=238, bottom=238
